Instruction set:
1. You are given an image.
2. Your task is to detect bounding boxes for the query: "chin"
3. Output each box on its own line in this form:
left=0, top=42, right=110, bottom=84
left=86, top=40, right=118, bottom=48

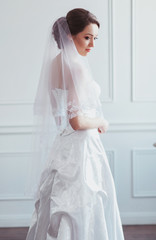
left=81, top=52, right=88, bottom=57
left=78, top=50, right=87, bottom=57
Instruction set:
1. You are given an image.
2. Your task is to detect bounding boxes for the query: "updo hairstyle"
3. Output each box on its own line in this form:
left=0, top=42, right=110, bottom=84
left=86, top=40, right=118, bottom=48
left=52, top=8, right=100, bottom=49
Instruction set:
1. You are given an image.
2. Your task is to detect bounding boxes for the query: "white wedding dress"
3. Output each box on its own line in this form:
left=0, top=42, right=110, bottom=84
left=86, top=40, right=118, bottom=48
left=26, top=81, right=125, bottom=240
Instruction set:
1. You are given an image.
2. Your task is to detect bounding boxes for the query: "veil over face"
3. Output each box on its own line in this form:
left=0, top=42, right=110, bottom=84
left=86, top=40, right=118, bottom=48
left=25, top=17, right=103, bottom=197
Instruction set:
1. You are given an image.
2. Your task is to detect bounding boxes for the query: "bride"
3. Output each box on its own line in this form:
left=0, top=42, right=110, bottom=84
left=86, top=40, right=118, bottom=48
left=26, top=8, right=125, bottom=240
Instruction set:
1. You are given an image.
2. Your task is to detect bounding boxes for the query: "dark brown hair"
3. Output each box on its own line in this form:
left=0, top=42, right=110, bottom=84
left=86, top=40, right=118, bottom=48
left=52, top=8, right=100, bottom=49
left=66, top=8, right=100, bottom=35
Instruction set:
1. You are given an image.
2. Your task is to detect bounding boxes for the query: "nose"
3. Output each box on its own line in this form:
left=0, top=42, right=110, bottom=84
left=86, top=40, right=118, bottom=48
left=89, top=39, right=95, bottom=48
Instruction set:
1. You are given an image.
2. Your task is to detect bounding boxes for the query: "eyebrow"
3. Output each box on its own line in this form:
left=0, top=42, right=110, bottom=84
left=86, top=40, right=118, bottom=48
left=85, top=33, right=98, bottom=37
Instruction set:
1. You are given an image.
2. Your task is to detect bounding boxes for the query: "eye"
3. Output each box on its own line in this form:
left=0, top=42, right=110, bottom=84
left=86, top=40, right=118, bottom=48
left=85, top=36, right=90, bottom=40
left=94, top=37, right=98, bottom=40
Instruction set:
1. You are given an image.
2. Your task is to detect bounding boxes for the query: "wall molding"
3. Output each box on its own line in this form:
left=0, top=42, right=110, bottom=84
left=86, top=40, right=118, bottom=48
left=0, top=122, right=156, bottom=134
left=132, top=149, right=156, bottom=197
left=0, top=195, right=33, bottom=201
left=0, top=125, right=33, bottom=134
left=121, top=211, right=156, bottom=225
left=106, top=0, right=114, bottom=102
left=0, top=101, right=33, bottom=106
left=0, top=151, right=34, bottom=201
left=110, top=122, right=156, bottom=132
left=131, top=0, right=156, bottom=102
left=131, top=0, right=137, bottom=102
left=0, top=214, right=32, bottom=227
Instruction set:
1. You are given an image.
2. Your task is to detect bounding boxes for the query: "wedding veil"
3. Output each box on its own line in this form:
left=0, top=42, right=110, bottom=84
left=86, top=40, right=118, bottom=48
left=25, top=17, right=103, bottom=197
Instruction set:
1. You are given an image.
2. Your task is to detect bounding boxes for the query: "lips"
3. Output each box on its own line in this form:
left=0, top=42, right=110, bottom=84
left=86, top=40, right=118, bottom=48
left=86, top=49, right=91, bottom=52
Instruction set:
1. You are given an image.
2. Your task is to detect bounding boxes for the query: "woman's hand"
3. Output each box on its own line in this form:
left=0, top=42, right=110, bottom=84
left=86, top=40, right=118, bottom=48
left=98, top=119, right=109, bottom=134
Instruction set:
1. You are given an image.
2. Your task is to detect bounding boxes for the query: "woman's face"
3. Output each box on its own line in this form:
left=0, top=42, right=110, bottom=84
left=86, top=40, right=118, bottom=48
left=72, top=23, right=99, bottom=56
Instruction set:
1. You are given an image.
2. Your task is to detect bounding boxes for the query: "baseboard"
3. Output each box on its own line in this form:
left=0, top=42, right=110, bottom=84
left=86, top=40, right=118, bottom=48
left=0, top=212, right=156, bottom=227
left=0, top=215, right=31, bottom=227
left=121, top=212, right=156, bottom=225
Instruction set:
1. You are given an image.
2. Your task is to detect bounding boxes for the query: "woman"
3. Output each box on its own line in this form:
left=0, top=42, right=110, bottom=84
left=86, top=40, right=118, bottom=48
left=26, top=8, right=125, bottom=240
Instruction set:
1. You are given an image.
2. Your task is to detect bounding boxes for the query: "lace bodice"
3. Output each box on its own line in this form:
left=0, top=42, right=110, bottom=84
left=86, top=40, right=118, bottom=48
left=50, top=80, right=101, bottom=119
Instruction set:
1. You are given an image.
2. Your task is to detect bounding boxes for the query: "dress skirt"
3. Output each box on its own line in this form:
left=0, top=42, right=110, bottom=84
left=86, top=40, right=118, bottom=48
left=26, top=126, right=125, bottom=240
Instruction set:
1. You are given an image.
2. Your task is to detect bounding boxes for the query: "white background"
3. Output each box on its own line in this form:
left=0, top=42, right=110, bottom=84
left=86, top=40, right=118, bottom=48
left=0, top=0, right=156, bottom=226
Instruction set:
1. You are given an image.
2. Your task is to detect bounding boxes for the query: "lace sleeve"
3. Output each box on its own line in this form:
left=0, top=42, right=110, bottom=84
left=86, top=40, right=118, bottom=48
left=67, top=99, right=83, bottom=119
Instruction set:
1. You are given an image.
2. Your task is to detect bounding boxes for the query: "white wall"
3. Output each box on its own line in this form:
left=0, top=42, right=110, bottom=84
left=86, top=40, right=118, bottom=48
left=0, top=0, right=156, bottom=227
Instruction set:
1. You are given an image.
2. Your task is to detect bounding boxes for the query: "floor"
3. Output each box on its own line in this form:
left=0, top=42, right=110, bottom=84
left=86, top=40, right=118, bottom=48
left=123, top=225, right=156, bottom=240
left=0, top=225, right=156, bottom=240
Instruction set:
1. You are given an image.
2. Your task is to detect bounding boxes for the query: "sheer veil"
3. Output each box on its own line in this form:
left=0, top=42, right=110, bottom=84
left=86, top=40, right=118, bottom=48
left=25, top=17, right=103, bottom=198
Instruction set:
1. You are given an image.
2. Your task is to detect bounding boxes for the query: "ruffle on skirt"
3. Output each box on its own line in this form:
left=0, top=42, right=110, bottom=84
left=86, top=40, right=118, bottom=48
left=26, top=127, right=125, bottom=240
